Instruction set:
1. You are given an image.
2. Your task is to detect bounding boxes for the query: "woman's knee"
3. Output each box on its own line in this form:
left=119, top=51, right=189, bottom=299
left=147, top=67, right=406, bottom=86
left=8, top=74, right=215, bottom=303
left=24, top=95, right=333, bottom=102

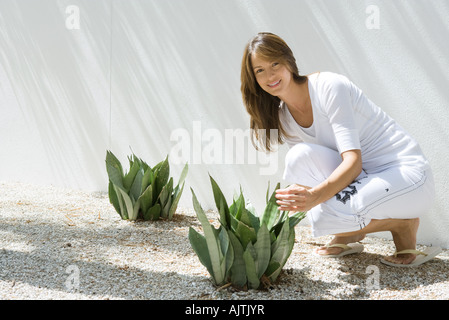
left=285, top=143, right=341, bottom=174
left=283, top=143, right=341, bottom=185
left=285, top=143, right=315, bottom=168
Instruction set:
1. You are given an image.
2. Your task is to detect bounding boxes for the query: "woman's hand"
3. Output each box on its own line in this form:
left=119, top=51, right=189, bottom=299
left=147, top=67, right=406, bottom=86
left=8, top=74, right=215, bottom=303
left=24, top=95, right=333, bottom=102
left=275, top=149, right=362, bottom=212
left=275, top=184, right=321, bottom=212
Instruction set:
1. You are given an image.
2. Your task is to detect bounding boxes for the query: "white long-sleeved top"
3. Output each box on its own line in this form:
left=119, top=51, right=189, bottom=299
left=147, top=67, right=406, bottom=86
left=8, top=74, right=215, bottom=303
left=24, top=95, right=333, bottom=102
left=279, top=72, right=429, bottom=173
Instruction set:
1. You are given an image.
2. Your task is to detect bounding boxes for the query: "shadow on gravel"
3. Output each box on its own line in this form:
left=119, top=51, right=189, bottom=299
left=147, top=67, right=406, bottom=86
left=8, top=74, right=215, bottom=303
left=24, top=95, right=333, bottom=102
left=0, top=248, right=208, bottom=299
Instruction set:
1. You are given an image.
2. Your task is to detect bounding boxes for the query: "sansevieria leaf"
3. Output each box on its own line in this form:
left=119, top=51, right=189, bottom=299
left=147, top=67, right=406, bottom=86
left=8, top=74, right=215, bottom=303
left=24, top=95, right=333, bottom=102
left=243, top=243, right=260, bottom=289
left=227, top=231, right=246, bottom=287
left=253, top=224, right=271, bottom=279
left=191, top=188, right=227, bottom=286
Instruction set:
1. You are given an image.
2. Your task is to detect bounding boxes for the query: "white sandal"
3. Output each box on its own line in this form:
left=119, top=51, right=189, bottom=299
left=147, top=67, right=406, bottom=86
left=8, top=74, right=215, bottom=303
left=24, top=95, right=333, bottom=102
left=380, top=247, right=442, bottom=267
left=315, top=242, right=364, bottom=258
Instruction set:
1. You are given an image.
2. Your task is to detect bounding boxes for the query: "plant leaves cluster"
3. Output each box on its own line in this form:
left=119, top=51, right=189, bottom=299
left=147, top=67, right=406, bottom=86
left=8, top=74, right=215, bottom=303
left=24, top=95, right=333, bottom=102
left=189, top=176, right=306, bottom=289
left=105, top=150, right=188, bottom=221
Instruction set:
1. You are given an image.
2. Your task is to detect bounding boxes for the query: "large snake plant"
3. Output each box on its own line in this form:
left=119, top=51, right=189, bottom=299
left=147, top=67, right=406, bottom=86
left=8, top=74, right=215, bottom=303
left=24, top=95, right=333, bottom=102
left=189, top=176, right=306, bottom=289
left=105, top=150, right=188, bottom=221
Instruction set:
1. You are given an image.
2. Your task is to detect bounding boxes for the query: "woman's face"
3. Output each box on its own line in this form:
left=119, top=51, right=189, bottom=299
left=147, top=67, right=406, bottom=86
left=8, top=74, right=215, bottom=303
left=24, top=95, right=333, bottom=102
left=251, top=52, right=293, bottom=97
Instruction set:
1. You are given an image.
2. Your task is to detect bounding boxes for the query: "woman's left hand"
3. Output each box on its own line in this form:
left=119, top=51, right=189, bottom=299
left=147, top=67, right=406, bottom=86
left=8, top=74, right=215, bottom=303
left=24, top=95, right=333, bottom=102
left=275, top=184, right=320, bottom=212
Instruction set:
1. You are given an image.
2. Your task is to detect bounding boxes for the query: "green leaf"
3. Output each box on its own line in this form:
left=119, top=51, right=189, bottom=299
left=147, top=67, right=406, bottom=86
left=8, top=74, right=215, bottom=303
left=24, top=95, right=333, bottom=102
left=168, top=182, right=185, bottom=220
left=217, top=197, right=229, bottom=229
left=131, top=198, right=141, bottom=221
left=159, top=177, right=173, bottom=205
left=155, top=156, right=170, bottom=196
left=235, top=220, right=257, bottom=249
left=138, top=156, right=150, bottom=172
left=243, top=243, right=260, bottom=289
left=230, top=192, right=245, bottom=221
left=113, top=185, right=127, bottom=219
left=239, top=203, right=252, bottom=226
left=265, top=261, right=281, bottom=282
left=269, top=218, right=295, bottom=281
left=152, top=158, right=164, bottom=172
left=139, top=184, right=153, bottom=215
left=209, top=175, right=230, bottom=228
left=106, top=162, right=124, bottom=190
left=123, top=157, right=141, bottom=193
left=144, top=203, right=161, bottom=221
left=189, top=227, right=213, bottom=276
left=254, top=224, right=271, bottom=279
left=289, top=211, right=307, bottom=228
left=178, top=162, right=189, bottom=186
left=108, top=181, right=120, bottom=214
left=218, top=227, right=233, bottom=278
left=191, top=188, right=226, bottom=285
left=129, top=167, right=144, bottom=202
left=229, top=210, right=239, bottom=233
left=115, top=187, right=134, bottom=220
left=244, top=208, right=261, bottom=233
left=161, top=193, right=173, bottom=218
left=227, top=231, right=247, bottom=288
left=271, top=218, right=290, bottom=262
left=269, top=182, right=281, bottom=202
left=260, top=182, right=281, bottom=230
left=270, top=211, right=288, bottom=236
left=105, top=151, right=124, bottom=184
left=246, top=202, right=257, bottom=218
left=141, top=167, right=153, bottom=191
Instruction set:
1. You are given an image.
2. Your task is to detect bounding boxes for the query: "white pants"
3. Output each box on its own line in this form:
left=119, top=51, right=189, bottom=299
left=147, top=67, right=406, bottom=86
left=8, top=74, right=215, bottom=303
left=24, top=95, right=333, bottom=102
left=283, top=143, right=435, bottom=237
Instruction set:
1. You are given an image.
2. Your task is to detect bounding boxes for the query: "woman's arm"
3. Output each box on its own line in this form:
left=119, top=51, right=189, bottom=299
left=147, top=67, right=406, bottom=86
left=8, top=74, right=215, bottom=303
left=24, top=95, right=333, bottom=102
left=275, top=149, right=362, bottom=212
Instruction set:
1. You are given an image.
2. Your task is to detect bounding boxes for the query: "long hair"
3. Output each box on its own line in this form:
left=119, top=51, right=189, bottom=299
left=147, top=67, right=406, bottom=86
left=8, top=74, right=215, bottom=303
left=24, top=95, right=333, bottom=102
left=240, top=32, right=307, bottom=152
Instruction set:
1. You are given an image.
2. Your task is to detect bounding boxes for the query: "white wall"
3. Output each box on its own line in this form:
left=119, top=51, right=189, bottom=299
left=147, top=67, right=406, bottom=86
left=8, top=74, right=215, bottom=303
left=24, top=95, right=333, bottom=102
left=1, top=0, right=448, bottom=247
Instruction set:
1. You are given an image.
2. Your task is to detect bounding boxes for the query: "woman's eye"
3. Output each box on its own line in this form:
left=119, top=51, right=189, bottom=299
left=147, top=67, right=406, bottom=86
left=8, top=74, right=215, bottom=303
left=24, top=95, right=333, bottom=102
left=272, top=62, right=279, bottom=67
left=256, top=69, right=264, bottom=74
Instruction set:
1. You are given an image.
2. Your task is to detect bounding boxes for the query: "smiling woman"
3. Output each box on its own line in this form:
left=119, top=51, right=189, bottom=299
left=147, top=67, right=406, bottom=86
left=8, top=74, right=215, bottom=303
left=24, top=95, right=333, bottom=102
left=241, top=32, right=308, bottom=152
left=240, top=32, right=440, bottom=268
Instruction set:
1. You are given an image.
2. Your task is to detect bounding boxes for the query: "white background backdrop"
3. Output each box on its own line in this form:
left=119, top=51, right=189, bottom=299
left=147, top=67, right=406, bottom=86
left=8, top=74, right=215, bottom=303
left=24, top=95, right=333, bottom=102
left=1, top=0, right=448, bottom=247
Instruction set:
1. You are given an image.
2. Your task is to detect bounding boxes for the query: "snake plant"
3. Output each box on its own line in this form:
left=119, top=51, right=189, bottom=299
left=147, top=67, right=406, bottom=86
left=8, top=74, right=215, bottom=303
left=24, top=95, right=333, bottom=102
left=105, top=150, right=188, bottom=221
left=189, top=176, right=306, bottom=289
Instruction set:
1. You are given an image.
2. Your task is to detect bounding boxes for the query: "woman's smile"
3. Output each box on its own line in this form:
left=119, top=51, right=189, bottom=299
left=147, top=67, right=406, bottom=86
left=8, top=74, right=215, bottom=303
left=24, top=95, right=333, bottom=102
left=268, top=79, right=281, bottom=88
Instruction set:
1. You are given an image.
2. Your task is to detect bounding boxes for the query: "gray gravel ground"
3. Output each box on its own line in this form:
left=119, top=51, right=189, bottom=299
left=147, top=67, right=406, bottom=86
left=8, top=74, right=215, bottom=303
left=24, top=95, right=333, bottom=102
left=1, top=181, right=448, bottom=300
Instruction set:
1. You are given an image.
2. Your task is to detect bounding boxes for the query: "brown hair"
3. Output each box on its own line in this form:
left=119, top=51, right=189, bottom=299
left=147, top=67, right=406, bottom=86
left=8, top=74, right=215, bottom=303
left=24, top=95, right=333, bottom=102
left=241, top=32, right=307, bottom=152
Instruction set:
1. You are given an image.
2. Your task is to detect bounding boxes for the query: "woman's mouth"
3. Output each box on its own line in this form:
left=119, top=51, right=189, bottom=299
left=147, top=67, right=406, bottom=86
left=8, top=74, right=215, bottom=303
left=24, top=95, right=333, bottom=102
left=268, top=79, right=281, bottom=88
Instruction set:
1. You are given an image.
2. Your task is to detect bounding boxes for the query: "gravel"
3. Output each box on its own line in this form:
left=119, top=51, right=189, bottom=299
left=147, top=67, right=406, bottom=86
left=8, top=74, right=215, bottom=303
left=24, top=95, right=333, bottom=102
left=1, top=181, right=448, bottom=300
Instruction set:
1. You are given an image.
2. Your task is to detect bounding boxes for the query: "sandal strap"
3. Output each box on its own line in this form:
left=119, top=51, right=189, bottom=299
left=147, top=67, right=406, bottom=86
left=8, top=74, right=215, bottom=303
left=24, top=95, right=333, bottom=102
left=394, top=249, right=427, bottom=257
left=326, top=243, right=351, bottom=250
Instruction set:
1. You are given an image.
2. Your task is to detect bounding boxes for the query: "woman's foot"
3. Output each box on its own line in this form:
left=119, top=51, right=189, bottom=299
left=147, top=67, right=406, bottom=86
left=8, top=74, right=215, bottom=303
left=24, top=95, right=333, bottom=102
left=382, top=218, right=420, bottom=265
left=316, top=234, right=365, bottom=256
left=381, top=252, right=417, bottom=265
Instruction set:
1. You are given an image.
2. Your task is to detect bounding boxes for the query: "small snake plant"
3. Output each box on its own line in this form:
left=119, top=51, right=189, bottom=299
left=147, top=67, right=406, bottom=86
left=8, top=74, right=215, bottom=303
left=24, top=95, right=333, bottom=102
left=189, top=175, right=306, bottom=289
left=105, top=150, right=188, bottom=221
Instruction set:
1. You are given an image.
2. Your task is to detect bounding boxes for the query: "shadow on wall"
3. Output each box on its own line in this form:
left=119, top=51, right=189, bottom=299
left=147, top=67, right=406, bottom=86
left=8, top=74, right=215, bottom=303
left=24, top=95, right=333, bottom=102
left=0, top=1, right=111, bottom=189
left=109, top=0, right=282, bottom=209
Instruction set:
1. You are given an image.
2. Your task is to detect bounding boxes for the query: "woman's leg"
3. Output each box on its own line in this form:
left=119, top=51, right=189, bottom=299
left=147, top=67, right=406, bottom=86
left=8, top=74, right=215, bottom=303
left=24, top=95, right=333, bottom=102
left=283, top=143, right=435, bottom=264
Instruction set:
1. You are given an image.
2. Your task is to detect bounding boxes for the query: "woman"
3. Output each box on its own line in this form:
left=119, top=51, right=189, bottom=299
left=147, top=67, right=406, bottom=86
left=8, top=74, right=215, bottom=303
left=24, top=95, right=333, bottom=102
left=241, top=32, right=440, bottom=267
